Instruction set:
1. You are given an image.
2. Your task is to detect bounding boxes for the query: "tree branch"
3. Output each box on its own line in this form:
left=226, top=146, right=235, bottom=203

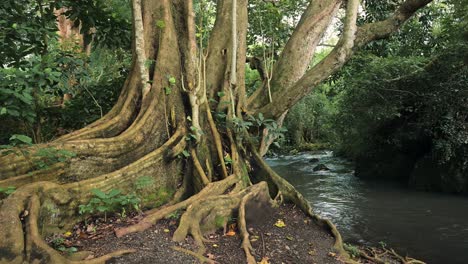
left=247, top=0, right=341, bottom=111
left=255, top=0, right=433, bottom=118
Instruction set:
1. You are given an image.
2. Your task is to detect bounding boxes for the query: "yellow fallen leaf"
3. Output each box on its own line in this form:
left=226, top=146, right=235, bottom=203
left=274, top=219, right=286, bottom=228
left=250, top=235, right=259, bottom=242
left=64, top=231, right=72, bottom=237
left=163, top=229, right=170, bottom=233
left=212, top=244, right=218, bottom=248
left=258, top=257, right=270, bottom=264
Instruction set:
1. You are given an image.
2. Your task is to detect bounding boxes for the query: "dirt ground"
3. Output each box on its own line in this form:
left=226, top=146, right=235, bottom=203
left=55, top=203, right=344, bottom=264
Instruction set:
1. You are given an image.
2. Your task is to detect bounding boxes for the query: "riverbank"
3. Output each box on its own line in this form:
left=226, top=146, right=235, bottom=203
left=267, top=150, right=468, bottom=264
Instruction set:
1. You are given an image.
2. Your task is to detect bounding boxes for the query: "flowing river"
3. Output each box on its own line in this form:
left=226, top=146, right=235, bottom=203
left=266, top=150, right=468, bottom=264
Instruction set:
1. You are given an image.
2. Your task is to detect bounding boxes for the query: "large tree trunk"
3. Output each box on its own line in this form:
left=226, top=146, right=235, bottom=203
left=0, top=0, right=432, bottom=263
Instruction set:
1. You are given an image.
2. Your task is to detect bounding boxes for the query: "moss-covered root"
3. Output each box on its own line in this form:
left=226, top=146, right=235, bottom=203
left=115, top=174, right=240, bottom=237
left=0, top=183, right=134, bottom=264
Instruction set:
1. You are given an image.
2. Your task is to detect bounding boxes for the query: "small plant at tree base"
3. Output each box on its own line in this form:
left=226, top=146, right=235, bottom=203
left=343, top=243, right=361, bottom=258
left=50, top=235, right=77, bottom=255
left=378, top=241, right=387, bottom=248
left=0, top=135, right=76, bottom=169
left=78, top=188, right=140, bottom=222
left=135, top=176, right=155, bottom=190
left=0, top=134, right=32, bottom=156
left=166, top=209, right=182, bottom=220
left=33, top=147, right=76, bottom=169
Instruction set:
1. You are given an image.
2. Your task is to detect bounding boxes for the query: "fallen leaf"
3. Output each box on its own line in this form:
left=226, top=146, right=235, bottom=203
left=64, top=231, right=73, bottom=237
left=286, top=235, right=294, bottom=241
left=328, top=252, right=336, bottom=257
left=274, top=219, right=286, bottom=228
left=212, top=244, right=218, bottom=248
left=225, top=230, right=236, bottom=236
left=163, top=229, right=170, bottom=233
left=258, top=257, right=270, bottom=264
left=308, top=250, right=316, bottom=256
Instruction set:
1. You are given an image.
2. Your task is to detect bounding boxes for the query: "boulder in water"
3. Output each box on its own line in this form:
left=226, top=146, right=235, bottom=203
left=313, top=164, right=330, bottom=171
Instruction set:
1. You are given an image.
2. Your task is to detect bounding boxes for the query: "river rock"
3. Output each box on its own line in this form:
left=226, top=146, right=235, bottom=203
left=313, top=164, right=330, bottom=171
left=309, top=158, right=319, bottom=163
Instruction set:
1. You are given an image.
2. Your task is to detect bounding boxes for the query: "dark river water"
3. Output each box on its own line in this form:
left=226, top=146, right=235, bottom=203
left=266, top=151, right=468, bottom=264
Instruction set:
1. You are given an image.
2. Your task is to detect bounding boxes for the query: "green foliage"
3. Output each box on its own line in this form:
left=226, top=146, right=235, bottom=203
left=0, top=186, right=16, bottom=199
left=284, top=86, right=337, bottom=147
left=0, top=134, right=33, bottom=156
left=135, top=176, right=155, bottom=190
left=247, top=0, right=308, bottom=58
left=343, top=243, right=360, bottom=258
left=79, top=188, right=140, bottom=222
left=379, top=241, right=387, bottom=248
left=34, top=147, right=76, bottom=169
left=166, top=209, right=181, bottom=220
left=245, top=64, right=262, bottom=96
left=215, top=215, right=225, bottom=228
left=317, top=0, right=468, bottom=189
left=1, top=0, right=131, bottom=143
left=60, top=0, right=132, bottom=49
left=155, top=20, right=166, bottom=29
left=50, top=236, right=78, bottom=254
left=8, top=134, right=33, bottom=146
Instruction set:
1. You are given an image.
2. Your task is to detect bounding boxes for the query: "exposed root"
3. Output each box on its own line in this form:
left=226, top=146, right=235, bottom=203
left=26, top=195, right=134, bottom=264
left=238, top=192, right=256, bottom=264
left=171, top=246, right=215, bottom=264
left=115, top=174, right=239, bottom=237
left=171, top=181, right=272, bottom=258
left=116, top=177, right=273, bottom=264
left=358, top=247, right=427, bottom=264
left=0, top=183, right=134, bottom=264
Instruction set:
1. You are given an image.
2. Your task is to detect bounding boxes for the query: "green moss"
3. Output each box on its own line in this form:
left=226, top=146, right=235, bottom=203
left=215, top=215, right=225, bottom=228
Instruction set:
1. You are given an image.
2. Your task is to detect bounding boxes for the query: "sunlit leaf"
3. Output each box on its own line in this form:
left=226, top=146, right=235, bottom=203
left=274, top=219, right=286, bottom=228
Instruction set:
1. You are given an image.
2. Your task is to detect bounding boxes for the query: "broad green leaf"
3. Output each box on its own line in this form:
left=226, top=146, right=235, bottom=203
left=10, top=134, right=32, bottom=145
left=108, top=189, right=121, bottom=198
left=91, top=188, right=107, bottom=199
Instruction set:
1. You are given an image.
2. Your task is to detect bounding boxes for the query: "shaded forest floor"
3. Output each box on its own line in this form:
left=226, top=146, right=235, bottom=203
left=52, top=204, right=343, bottom=264
left=47, top=203, right=421, bottom=264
